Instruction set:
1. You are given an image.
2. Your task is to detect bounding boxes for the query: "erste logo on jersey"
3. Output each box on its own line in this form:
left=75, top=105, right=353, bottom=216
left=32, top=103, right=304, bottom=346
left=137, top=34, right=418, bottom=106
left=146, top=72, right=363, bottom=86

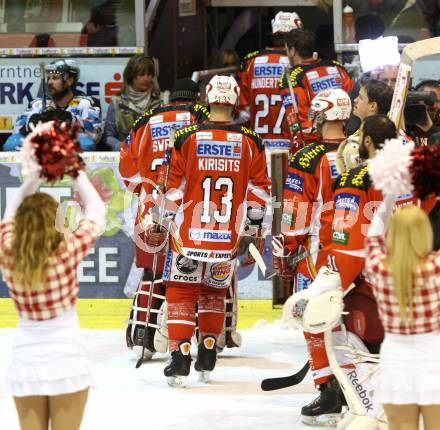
left=326, top=152, right=339, bottom=179
left=254, top=63, right=284, bottom=77
left=285, top=172, right=304, bottom=194
left=335, top=193, right=360, bottom=212
left=196, top=140, right=242, bottom=159
left=151, top=119, right=190, bottom=152
left=196, top=133, right=242, bottom=172
left=252, top=56, right=287, bottom=90
left=309, top=71, right=343, bottom=95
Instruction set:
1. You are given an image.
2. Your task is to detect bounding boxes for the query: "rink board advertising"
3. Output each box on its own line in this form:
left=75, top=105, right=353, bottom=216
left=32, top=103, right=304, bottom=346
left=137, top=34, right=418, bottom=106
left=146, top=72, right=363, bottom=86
left=0, top=153, right=272, bottom=299
left=0, top=57, right=131, bottom=132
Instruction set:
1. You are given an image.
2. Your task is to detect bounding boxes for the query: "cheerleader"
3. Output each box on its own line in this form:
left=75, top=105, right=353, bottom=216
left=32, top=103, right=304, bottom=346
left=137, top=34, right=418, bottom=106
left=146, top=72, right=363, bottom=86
left=365, top=196, right=440, bottom=430
left=0, top=123, right=106, bottom=430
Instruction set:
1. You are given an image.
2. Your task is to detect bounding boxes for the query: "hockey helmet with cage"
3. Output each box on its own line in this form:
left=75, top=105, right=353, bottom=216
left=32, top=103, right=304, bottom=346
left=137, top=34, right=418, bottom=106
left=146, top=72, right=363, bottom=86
left=271, top=11, right=302, bottom=35
left=45, top=59, right=80, bottom=83
left=309, top=88, right=352, bottom=122
left=206, top=74, right=240, bottom=106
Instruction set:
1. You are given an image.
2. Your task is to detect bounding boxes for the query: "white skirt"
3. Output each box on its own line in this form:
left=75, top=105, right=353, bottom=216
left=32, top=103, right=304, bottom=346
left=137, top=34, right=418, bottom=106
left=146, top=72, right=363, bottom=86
left=7, top=307, right=93, bottom=397
left=375, top=332, right=440, bottom=405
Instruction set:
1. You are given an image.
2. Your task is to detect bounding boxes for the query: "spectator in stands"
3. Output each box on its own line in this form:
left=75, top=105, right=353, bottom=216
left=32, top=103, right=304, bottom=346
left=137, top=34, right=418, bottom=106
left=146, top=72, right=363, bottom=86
left=371, top=65, right=399, bottom=89
left=199, top=48, right=240, bottom=104
left=81, top=1, right=118, bottom=47
left=104, top=55, right=161, bottom=151
left=30, top=33, right=55, bottom=48
left=353, top=78, right=394, bottom=127
left=4, top=59, right=102, bottom=151
left=213, top=49, right=240, bottom=71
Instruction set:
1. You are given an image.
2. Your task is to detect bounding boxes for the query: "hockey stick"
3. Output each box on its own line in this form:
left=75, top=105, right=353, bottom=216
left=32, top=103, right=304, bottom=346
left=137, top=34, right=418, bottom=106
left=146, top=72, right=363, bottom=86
left=285, top=65, right=306, bottom=149
left=389, top=37, right=440, bottom=129
left=250, top=242, right=323, bottom=280
left=261, top=360, right=310, bottom=391
left=135, top=126, right=176, bottom=369
left=248, top=243, right=276, bottom=279
left=39, top=62, right=47, bottom=111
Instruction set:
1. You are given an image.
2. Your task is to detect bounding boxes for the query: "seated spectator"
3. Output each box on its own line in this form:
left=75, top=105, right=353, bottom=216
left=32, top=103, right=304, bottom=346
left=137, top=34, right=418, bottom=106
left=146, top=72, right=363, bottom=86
left=4, top=59, right=102, bottom=151
left=30, top=33, right=55, bottom=48
left=104, top=55, right=161, bottom=151
left=199, top=49, right=240, bottom=105
left=81, top=1, right=118, bottom=47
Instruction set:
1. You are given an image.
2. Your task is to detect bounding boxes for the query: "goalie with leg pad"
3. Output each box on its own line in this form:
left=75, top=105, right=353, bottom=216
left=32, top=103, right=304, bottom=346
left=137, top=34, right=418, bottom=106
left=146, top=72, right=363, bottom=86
left=284, top=268, right=387, bottom=429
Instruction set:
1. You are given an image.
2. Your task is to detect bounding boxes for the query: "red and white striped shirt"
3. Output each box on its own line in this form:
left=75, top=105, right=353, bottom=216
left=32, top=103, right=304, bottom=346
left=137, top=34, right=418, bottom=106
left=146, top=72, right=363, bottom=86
left=365, top=235, right=440, bottom=335
left=0, top=218, right=100, bottom=321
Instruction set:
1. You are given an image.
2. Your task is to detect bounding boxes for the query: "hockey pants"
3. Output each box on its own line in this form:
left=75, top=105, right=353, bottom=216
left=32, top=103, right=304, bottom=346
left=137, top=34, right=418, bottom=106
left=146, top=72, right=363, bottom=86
left=165, top=282, right=228, bottom=353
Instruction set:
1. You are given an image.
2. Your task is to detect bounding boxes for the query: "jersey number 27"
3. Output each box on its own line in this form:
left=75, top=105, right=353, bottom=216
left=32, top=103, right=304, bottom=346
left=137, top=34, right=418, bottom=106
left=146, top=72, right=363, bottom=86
left=254, top=94, right=285, bottom=135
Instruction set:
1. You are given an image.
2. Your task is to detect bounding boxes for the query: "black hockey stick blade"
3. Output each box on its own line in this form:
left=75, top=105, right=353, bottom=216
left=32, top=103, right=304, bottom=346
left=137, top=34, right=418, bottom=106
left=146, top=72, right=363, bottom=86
left=261, top=361, right=310, bottom=391
left=135, top=356, right=144, bottom=369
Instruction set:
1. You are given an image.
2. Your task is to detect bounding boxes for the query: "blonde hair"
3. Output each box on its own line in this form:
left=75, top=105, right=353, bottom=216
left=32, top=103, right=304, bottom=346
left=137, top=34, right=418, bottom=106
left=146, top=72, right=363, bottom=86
left=12, top=193, right=64, bottom=291
left=386, top=205, right=433, bottom=320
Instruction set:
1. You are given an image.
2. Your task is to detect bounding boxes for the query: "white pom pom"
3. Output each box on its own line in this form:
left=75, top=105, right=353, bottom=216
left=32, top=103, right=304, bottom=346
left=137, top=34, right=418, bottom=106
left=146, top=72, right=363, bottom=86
left=368, top=137, right=414, bottom=196
left=19, top=121, right=53, bottom=176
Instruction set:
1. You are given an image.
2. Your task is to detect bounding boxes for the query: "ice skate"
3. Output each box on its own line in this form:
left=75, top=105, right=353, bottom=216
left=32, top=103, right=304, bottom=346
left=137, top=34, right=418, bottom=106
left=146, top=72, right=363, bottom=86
left=301, top=377, right=346, bottom=427
left=164, top=341, right=191, bottom=388
left=195, top=336, right=217, bottom=383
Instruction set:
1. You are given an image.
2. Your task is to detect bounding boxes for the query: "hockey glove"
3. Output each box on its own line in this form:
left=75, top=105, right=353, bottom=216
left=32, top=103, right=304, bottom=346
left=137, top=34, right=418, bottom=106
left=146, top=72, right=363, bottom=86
left=272, top=235, right=295, bottom=280
left=144, top=223, right=169, bottom=254
left=241, top=206, right=267, bottom=267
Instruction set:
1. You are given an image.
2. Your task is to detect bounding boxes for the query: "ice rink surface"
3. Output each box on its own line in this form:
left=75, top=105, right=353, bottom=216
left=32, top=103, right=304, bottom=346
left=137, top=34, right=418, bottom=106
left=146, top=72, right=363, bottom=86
left=0, top=321, right=324, bottom=430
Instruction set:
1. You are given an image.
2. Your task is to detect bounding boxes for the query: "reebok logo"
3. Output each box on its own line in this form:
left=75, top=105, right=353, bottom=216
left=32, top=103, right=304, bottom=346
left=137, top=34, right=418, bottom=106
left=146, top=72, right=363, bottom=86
left=347, top=369, right=374, bottom=412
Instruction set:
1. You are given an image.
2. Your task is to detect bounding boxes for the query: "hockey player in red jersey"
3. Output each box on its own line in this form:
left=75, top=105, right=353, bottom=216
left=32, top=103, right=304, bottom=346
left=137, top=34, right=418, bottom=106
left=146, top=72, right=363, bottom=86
left=279, top=29, right=353, bottom=151
left=297, top=115, right=435, bottom=427
left=145, top=75, right=271, bottom=386
left=119, top=79, right=209, bottom=360
left=272, top=88, right=351, bottom=423
left=273, top=88, right=351, bottom=287
left=238, top=11, right=302, bottom=153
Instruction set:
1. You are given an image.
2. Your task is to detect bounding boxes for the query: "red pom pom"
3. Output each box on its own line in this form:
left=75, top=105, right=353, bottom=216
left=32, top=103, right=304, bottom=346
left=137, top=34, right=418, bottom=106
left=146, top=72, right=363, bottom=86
left=30, top=121, right=85, bottom=182
left=410, top=142, right=440, bottom=199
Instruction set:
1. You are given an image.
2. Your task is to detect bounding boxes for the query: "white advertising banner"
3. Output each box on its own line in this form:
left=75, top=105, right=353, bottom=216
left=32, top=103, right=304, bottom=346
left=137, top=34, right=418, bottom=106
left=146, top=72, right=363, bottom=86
left=0, top=153, right=272, bottom=299
left=0, top=57, right=130, bottom=132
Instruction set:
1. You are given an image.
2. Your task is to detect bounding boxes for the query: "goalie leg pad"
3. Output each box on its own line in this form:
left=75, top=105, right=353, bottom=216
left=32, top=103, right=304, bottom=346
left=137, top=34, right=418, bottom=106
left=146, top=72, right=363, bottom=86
left=225, top=273, right=242, bottom=348
left=126, top=274, right=166, bottom=353
left=154, top=301, right=168, bottom=353
left=324, top=328, right=385, bottom=424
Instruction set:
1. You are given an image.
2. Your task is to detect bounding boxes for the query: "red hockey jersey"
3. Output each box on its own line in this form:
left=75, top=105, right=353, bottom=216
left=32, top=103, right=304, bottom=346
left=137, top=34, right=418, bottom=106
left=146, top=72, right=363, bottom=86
left=281, top=139, right=343, bottom=273
left=118, top=103, right=209, bottom=268
left=166, top=123, right=271, bottom=262
left=279, top=59, right=353, bottom=151
left=238, top=48, right=291, bottom=152
left=330, top=165, right=434, bottom=290
left=119, top=103, right=209, bottom=189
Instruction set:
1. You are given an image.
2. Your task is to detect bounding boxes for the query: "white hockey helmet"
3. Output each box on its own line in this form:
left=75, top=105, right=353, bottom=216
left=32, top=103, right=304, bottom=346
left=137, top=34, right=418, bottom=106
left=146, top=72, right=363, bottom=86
left=271, top=11, right=302, bottom=35
left=206, top=74, right=240, bottom=106
left=309, top=88, right=352, bottom=122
